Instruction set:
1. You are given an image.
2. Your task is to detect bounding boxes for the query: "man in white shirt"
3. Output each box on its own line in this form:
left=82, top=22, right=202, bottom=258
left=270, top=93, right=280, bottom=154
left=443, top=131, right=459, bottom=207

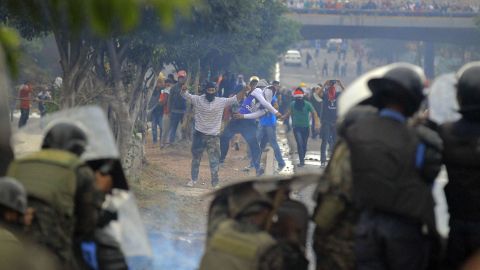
left=181, top=81, right=246, bottom=188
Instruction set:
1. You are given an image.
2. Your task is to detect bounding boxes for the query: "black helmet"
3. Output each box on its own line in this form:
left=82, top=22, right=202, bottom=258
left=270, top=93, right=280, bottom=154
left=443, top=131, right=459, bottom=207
left=368, top=65, right=426, bottom=117
left=42, top=123, right=87, bottom=156
left=0, top=177, right=27, bottom=214
left=457, top=62, right=480, bottom=116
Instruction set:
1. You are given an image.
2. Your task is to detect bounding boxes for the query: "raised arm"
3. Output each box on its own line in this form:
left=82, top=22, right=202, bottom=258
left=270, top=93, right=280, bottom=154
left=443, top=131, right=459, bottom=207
left=251, top=89, right=280, bottom=116
left=180, top=84, right=193, bottom=102
left=234, top=110, right=266, bottom=120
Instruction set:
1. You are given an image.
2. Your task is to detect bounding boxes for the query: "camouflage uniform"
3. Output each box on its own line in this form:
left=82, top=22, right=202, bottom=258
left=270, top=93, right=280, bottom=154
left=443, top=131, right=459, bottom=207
left=313, top=139, right=356, bottom=270
left=203, top=181, right=310, bottom=270
left=191, top=130, right=220, bottom=185
left=7, top=149, right=102, bottom=269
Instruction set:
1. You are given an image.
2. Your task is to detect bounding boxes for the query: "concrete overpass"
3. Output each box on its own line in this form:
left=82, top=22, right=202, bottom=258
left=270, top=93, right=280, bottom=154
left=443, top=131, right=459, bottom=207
left=287, top=11, right=480, bottom=77
left=287, top=12, right=480, bottom=44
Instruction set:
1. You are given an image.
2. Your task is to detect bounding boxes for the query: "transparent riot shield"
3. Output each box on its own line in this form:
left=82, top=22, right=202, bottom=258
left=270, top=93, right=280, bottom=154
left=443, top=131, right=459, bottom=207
left=338, top=63, right=426, bottom=122
left=102, top=189, right=153, bottom=269
left=427, top=73, right=461, bottom=125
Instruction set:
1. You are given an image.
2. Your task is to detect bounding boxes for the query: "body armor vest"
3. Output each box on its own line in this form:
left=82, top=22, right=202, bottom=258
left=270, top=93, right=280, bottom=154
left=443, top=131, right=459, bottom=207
left=345, top=115, right=435, bottom=227
left=199, top=219, right=275, bottom=270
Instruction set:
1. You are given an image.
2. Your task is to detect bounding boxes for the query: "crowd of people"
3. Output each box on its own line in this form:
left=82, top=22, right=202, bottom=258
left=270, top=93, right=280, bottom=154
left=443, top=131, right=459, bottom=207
left=147, top=69, right=346, bottom=187
left=286, top=0, right=479, bottom=15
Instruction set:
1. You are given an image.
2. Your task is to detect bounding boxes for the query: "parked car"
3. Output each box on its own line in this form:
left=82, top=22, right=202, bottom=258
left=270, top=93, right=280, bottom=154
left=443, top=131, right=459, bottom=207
left=327, top=39, right=342, bottom=53
left=284, top=50, right=302, bottom=66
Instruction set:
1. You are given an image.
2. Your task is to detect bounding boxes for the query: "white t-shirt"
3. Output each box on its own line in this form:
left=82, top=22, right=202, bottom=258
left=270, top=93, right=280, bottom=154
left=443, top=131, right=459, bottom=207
left=182, top=92, right=237, bottom=135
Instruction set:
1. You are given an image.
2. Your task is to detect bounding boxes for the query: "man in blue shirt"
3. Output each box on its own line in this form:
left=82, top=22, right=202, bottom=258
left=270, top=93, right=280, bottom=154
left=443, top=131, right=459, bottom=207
left=257, top=91, right=286, bottom=171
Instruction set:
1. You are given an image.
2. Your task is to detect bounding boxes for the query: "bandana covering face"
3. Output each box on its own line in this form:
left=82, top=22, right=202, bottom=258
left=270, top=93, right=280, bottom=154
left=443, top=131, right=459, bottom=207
left=328, top=85, right=336, bottom=102
left=205, top=92, right=215, bottom=102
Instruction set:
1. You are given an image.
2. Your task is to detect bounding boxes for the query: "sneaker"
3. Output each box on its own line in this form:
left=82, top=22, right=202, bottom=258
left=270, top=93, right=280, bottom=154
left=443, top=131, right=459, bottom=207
left=211, top=181, right=220, bottom=189
left=320, top=162, right=326, bottom=168
left=298, top=162, right=305, bottom=168
left=186, top=179, right=197, bottom=187
left=242, top=165, right=253, bottom=172
left=278, top=163, right=286, bottom=171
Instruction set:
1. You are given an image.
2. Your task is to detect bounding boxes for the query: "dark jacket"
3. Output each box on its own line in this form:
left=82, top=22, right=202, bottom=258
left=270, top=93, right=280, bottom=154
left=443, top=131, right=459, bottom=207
left=345, top=112, right=435, bottom=228
left=440, top=119, right=480, bottom=221
left=168, top=83, right=187, bottom=113
left=147, top=87, right=164, bottom=117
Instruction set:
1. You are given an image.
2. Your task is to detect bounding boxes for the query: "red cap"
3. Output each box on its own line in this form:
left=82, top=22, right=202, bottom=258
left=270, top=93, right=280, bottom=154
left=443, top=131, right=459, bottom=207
left=177, top=70, right=187, bottom=78
left=292, top=88, right=304, bottom=98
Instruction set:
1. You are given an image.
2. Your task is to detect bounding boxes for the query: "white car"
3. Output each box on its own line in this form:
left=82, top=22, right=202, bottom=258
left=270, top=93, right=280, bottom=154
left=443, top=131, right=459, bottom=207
left=284, top=50, right=302, bottom=66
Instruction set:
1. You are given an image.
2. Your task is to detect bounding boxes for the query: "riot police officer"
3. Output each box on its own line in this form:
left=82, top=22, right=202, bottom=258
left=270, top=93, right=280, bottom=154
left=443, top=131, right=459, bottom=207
left=439, top=62, right=480, bottom=269
left=343, top=65, right=436, bottom=270
left=200, top=176, right=311, bottom=270
left=7, top=122, right=103, bottom=269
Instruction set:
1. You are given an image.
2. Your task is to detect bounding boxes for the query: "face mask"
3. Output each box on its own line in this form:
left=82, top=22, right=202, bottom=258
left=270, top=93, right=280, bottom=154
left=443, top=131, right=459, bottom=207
left=206, top=92, right=216, bottom=102
left=294, top=98, right=305, bottom=110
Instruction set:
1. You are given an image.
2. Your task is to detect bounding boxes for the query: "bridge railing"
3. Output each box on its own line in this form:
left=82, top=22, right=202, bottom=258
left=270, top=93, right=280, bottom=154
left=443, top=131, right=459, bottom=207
left=289, top=8, right=479, bottom=18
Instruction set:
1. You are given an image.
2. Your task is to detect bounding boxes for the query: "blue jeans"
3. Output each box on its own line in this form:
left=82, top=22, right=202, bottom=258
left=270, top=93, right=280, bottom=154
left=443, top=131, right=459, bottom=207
left=320, top=122, right=336, bottom=162
left=220, top=119, right=261, bottom=172
left=151, top=112, right=163, bottom=144
left=258, top=125, right=285, bottom=167
left=293, top=127, right=309, bottom=165
left=168, top=112, right=184, bottom=143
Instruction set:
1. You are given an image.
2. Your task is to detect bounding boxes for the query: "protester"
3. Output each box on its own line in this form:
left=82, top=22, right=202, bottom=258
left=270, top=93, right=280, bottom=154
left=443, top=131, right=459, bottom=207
left=7, top=123, right=102, bottom=268
left=246, top=81, right=286, bottom=171
left=306, top=52, right=313, bottom=69
left=309, top=85, right=323, bottom=139
left=333, top=59, right=340, bottom=77
left=221, top=76, right=281, bottom=176
left=148, top=76, right=166, bottom=145
left=282, top=87, right=319, bottom=167
left=18, top=81, right=33, bottom=128
left=233, top=74, right=246, bottom=95
left=279, top=87, right=293, bottom=132
left=160, top=78, right=173, bottom=147
left=439, top=62, right=480, bottom=269
left=322, top=59, right=329, bottom=76
left=181, top=81, right=246, bottom=188
left=167, top=70, right=188, bottom=145
left=320, top=80, right=344, bottom=167
left=37, top=86, right=52, bottom=117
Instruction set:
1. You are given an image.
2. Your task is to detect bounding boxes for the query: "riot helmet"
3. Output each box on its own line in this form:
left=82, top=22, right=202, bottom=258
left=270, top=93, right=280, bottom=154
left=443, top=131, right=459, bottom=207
left=368, top=65, right=426, bottom=117
left=456, top=62, right=480, bottom=117
left=228, top=184, right=273, bottom=219
left=41, top=122, right=87, bottom=156
left=0, top=177, right=27, bottom=214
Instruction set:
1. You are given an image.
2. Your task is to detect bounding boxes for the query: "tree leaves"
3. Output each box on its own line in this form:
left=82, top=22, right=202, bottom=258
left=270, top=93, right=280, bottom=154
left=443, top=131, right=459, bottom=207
left=0, top=26, right=20, bottom=77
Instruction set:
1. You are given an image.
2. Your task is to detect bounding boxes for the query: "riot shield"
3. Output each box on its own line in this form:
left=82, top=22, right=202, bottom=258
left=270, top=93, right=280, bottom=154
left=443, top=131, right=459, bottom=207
left=13, top=105, right=128, bottom=189
left=102, top=189, right=153, bottom=269
left=427, top=73, right=461, bottom=125
left=338, top=63, right=426, bottom=122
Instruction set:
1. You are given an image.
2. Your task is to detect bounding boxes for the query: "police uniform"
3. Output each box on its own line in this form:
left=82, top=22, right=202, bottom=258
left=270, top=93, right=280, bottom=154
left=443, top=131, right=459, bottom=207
left=8, top=149, right=102, bottom=268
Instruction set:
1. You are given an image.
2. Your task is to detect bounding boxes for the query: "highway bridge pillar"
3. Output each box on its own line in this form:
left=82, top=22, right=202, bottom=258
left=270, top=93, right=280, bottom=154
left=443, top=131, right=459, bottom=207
left=424, top=42, right=435, bottom=79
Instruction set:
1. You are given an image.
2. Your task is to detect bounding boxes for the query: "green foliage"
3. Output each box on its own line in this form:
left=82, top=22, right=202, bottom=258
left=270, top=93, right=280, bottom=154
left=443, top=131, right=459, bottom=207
left=0, top=26, right=21, bottom=77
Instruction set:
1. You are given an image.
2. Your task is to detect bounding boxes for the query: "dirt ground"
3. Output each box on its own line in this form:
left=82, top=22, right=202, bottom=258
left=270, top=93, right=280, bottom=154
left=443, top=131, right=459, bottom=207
left=132, top=135, right=258, bottom=234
